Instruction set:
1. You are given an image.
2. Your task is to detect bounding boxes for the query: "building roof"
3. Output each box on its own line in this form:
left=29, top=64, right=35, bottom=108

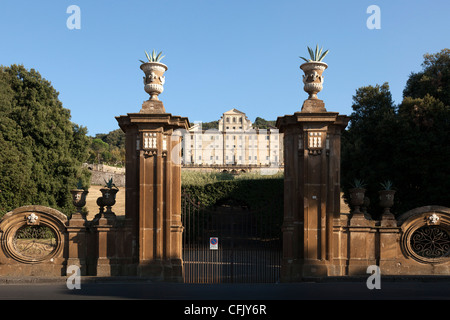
left=223, top=108, right=246, bottom=115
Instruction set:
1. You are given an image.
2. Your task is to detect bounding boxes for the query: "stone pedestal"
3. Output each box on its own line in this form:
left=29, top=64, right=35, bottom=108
left=66, top=212, right=87, bottom=276
left=277, top=109, right=349, bottom=281
left=116, top=102, right=189, bottom=281
left=378, top=227, right=401, bottom=274
left=347, top=213, right=377, bottom=275
left=94, top=214, right=118, bottom=276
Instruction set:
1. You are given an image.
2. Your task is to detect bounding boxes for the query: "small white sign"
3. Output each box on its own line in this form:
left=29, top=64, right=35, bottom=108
left=210, top=237, right=218, bottom=250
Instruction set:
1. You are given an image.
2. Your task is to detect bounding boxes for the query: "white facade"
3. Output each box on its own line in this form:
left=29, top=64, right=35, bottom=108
left=182, top=109, right=283, bottom=167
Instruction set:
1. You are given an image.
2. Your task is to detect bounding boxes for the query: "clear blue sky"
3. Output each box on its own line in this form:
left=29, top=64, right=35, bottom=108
left=1, top=0, right=449, bottom=135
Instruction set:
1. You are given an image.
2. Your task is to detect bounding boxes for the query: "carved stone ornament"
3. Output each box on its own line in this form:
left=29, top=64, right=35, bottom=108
left=144, top=149, right=158, bottom=158
left=26, top=213, right=39, bottom=225
left=143, top=132, right=157, bottom=150
left=141, top=132, right=158, bottom=157
left=427, top=213, right=440, bottom=225
left=306, top=131, right=326, bottom=155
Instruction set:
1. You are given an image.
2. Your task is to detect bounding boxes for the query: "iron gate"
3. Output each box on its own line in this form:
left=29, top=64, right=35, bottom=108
left=182, top=194, right=282, bottom=283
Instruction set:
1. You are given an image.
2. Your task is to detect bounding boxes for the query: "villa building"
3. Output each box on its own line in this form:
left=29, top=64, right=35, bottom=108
left=182, top=109, right=283, bottom=171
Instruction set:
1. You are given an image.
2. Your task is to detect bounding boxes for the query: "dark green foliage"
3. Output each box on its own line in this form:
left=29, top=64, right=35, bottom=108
left=0, top=65, right=91, bottom=216
left=342, top=49, right=450, bottom=217
left=341, top=83, right=398, bottom=217
left=403, top=49, right=450, bottom=106
left=253, top=117, right=276, bottom=129
left=88, top=129, right=125, bottom=166
left=94, top=128, right=125, bottom=149
left=201, top=121, right=219, bottom=130
left=182, top=178, right=284, bottom=237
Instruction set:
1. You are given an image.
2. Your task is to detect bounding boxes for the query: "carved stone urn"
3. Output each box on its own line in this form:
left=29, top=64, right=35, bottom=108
left=100, top=187, right=119, bottom=215
left=379, top=190, right=396, bottom=214
left=140, top=62, right=167, bottom=101
left=300, top=61, right=328, bottom=112
left=70, top=189, right=88, bottom=213
left=349, top=188, right=366, bottom=214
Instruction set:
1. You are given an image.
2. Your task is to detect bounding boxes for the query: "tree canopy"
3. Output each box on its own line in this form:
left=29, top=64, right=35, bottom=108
left=342, top=49, right=450, bottom=217
left=0, top=65, right=91, bottom=216
left=87, top=129, right=125, bottom=166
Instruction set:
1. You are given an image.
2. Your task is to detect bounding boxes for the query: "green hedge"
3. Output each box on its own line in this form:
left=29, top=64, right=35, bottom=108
left=182, top=178, right=283, bottom=210
left=181, top=178, right=284, bottom=239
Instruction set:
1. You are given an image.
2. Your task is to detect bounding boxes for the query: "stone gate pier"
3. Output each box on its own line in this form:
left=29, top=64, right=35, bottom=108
left=276, top=59, right=450, bottom=281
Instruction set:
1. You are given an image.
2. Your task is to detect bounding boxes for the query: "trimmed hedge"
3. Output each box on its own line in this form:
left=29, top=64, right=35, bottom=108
left=181, top=178, right=284, bottom=238
left=182, top=178, right=284, bottom=210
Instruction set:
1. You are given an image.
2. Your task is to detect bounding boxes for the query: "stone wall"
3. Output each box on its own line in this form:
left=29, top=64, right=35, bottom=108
left=331, top=205, right=450, bottom=277
left=0, top=205, right=134, bottom=277
left=84, top=163, right=125, bottom=187
left=89, top=170, right=125, bottom=187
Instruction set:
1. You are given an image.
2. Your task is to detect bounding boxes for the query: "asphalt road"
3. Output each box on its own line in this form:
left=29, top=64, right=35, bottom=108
left=0, top=278, right=449, bottom=300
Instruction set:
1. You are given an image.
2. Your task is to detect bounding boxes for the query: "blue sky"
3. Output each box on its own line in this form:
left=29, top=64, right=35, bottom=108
left=0, top=0, right=449, bottom=135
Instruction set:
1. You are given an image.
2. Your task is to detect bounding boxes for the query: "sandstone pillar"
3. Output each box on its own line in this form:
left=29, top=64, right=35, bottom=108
left=116, top=59, right=189, bottom=281
left=346, top=213, right=377, bottom=275
left=66, top=212, right=87, bottom=276
left=276, top=59, right=349, bottom=280
left=94, top=214, right=118, bottom=276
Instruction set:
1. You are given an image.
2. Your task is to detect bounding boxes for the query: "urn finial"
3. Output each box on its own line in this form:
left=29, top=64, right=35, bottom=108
left=139, top=50, right=168, bottom=113
left=299, top=45, right=329, bottom=112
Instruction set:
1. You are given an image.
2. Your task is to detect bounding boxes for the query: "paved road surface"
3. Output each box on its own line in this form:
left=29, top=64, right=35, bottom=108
left=0, top=277, right=448, bottom=300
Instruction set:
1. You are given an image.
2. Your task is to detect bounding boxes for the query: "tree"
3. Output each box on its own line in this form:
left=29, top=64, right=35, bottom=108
left=201, top=121, right=219, bottom=130
left=0, top=65, right=91, bottom=216
left=95, top=128, right=125, bottom=149
left=394, top=94, right=450, bottom=210
left=342, top=49, right=450, bottom=217
left=90, top=138, right=110, bottom=164
left=341, top=83, right=398, bottom=217
left=253, top=117, right=276, bottom=129
left=403, top=49, right=450, bottom=106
